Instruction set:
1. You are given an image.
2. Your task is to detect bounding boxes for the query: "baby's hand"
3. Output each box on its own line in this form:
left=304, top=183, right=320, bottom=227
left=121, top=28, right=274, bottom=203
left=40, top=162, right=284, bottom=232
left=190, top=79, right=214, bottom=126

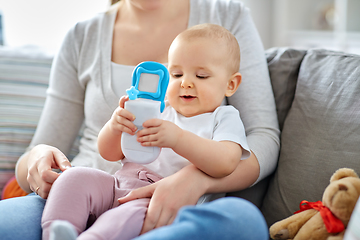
left=137, top=119, right=182, bottom=149
left=109, top=95, right=137, bottom=136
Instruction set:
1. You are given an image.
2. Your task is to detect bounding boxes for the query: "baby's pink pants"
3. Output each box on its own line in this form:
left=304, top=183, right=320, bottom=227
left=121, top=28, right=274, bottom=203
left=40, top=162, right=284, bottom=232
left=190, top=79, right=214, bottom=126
left=42, top=162, right=162, bottom=240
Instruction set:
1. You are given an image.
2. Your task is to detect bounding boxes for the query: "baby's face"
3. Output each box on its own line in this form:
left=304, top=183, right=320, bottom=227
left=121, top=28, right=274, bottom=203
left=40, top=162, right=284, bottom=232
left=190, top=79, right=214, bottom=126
left=167, top=37, right=233, bottom=117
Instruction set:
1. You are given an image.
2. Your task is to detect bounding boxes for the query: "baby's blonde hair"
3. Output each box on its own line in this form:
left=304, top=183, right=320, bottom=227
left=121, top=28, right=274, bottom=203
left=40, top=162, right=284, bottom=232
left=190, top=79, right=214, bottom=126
left=177, top=23, right=240, bottom=73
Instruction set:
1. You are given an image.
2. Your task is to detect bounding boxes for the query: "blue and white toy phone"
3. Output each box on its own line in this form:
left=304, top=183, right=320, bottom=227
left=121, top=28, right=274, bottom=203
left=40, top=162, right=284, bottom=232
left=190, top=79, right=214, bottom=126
left=121, top=61, right=169, bottom=164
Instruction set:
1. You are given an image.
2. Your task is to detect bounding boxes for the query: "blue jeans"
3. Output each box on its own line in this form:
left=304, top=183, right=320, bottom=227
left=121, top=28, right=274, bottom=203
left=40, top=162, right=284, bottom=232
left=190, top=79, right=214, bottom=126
left=0, top=195, right=268, bottom=240
left=135, top=197, right=268, bottom=240
left=0, top=193, right=45, bottom=240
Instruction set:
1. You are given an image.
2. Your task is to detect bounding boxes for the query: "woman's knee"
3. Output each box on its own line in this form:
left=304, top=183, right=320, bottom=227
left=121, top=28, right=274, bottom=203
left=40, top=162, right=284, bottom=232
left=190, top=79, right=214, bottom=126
left=0, top=194, right=45, bottom=240
left=208, top=197, right=268, bottom=229
left=208, top=197, right=262, bottom=217
left=175, top=197, right=269, bottom=240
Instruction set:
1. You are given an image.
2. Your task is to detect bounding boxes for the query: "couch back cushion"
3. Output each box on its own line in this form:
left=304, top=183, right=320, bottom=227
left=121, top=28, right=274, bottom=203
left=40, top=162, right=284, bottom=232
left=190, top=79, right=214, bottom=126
left=266, top=47, right=307, bottom=131
left=0, top=46, right=82, bottom=194
left=262, top=49, right=360, bottom=226
left=225, top=48, right=308, bottom=208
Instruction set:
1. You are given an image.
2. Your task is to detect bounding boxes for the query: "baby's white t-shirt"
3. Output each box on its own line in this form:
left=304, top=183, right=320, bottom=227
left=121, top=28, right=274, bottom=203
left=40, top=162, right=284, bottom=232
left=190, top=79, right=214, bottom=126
left=141, top=104, right=250, bottom=177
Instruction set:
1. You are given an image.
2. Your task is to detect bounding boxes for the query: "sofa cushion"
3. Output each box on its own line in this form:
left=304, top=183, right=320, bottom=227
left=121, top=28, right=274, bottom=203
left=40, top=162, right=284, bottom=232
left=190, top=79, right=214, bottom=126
left=261, top=49, right=360, bottom=226
left=226, top=48, right=307, bottom=208
left=0, top=46, right=81, bottom=194
left=266, top=47, right=307, bottom=131
left=0, top=46, right=52, bottom=193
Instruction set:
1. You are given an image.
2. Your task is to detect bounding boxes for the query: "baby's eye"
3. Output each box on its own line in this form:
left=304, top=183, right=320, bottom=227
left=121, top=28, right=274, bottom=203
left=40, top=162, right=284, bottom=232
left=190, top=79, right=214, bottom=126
left=171, top=73, right=183, bottom=78
left=196, top=75, right=208, bottom=79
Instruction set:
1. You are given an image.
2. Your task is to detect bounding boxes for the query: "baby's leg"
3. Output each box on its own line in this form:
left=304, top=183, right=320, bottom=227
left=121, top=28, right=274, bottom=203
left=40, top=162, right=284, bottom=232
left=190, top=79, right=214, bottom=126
left=49, top=220, right=78, bottom=240
left=78, top=198, right=150, bottom=240
left=42, top=167, right=116, bottom=240
left=77, top=163, right=162, bottom=240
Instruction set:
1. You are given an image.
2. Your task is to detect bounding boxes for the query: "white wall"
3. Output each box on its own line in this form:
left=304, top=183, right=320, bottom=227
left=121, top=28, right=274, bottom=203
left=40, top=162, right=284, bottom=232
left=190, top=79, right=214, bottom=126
left=2, top=0, right=357, bottom=54
left=0, top=0, right=109, bottom=53
left=1, top=0, right=274, bottom=52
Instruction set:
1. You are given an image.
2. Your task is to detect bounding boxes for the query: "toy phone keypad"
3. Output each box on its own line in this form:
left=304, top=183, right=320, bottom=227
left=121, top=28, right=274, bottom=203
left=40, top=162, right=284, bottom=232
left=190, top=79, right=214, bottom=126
left=122, top=61, right=169, bottom=164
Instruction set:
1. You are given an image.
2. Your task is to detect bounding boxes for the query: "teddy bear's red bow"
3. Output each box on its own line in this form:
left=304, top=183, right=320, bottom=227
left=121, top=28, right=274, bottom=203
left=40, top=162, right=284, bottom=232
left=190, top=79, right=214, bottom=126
left=294, top=200, right=345, bottom=233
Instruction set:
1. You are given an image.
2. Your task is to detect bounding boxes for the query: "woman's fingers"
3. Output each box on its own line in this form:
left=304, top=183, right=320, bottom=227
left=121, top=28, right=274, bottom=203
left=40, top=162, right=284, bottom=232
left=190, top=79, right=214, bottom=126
left=141, top=199, right=163, bottom=234
left=27, top=165, right=54, bottom=199
left=117, top=183, right=171, bottom=234
left=27, top=145, right=70, bottom=199
left=141, top=199, right=177, bottom=234
left=141, top=165, right=207, bottom=233
left=119, top=165, right=207, bottom=234
left=118, top=184, right=156, bottom=204
left=52, top=149, right=72, bottom=171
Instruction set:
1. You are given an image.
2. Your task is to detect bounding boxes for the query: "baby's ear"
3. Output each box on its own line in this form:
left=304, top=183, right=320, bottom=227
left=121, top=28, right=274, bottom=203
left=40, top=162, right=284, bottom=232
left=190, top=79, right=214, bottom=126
left=225, top=72, right=242, bottom=97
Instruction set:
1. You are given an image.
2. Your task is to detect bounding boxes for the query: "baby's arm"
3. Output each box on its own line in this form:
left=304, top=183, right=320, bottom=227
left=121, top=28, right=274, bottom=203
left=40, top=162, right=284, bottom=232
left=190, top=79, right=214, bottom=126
left=138, top=119, right=242, bottom=178
left=98, top=96, right=137, bottom=161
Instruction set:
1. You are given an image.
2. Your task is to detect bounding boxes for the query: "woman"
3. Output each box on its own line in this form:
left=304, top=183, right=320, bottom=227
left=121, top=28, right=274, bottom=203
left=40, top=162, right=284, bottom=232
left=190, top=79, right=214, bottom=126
left=0, top=0, right=279, bottom=239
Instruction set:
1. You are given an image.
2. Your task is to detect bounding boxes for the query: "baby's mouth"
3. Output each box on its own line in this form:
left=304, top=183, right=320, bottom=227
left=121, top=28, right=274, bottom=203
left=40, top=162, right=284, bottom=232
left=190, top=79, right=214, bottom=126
left=180, top=95, right=196, bottom=100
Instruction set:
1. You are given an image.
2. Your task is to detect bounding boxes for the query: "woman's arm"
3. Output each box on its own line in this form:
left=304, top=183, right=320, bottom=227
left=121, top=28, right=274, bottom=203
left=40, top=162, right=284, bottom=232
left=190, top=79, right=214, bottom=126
left=15, top=152, right=31, bottom=192
left=226, top=3, right=280, bottom=183
left=119, top=154, right=259, bottom=233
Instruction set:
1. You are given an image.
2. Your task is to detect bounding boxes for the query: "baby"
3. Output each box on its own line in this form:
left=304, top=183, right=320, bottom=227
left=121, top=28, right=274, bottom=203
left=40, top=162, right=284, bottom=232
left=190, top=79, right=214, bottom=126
left=42, top=23, right=250, bottom=240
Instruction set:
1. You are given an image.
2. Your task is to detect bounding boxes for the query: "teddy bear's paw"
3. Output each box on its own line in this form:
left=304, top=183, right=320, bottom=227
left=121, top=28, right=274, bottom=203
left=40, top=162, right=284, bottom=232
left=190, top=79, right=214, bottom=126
left=326, top=230, right=345, bottom=240
left=271, top=229, right=289, bottom=239
left=327, top=236, right=343, bottom=240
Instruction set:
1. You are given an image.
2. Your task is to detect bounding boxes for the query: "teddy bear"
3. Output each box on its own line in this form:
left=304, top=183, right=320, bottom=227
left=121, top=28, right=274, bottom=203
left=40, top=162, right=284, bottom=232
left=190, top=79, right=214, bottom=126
left=269, top=168, right=360, bottom=240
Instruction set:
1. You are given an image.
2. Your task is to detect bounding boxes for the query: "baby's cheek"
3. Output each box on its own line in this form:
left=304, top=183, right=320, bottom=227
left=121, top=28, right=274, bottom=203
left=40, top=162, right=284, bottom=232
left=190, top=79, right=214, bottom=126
left=166, top=82, right=177, bottom=96
left=165, top=88, right=177, bottom=104
left=203, top=93, right=224, bottom=110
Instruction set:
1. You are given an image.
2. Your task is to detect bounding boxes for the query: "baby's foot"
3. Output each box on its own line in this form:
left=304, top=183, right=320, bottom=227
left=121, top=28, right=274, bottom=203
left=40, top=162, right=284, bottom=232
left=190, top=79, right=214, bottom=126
left=50, top=220, right=78, bottom=240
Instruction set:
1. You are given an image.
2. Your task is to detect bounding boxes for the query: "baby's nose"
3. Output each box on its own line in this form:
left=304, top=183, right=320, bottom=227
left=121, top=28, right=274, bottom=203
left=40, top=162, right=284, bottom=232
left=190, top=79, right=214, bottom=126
left=181, top=79, right=194, bottom=88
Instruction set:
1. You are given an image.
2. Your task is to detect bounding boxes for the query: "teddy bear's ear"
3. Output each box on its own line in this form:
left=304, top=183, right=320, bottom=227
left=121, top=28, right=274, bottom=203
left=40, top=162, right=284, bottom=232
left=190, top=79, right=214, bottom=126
left=330, top=168, right=359, bottom=182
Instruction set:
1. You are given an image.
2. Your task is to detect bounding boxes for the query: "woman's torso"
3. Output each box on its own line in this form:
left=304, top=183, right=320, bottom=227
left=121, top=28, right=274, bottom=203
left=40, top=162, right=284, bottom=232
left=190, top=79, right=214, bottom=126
left=111, top=0, right=190, bottom=66
left=60, top=0, right=275, bottom=176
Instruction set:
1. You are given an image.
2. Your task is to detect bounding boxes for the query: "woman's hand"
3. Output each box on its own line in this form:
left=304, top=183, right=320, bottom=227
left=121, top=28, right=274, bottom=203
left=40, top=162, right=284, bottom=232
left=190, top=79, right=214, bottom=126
left=118, top=164, right=209, bottom=234
left=26, top=144, right=71, bottom=199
